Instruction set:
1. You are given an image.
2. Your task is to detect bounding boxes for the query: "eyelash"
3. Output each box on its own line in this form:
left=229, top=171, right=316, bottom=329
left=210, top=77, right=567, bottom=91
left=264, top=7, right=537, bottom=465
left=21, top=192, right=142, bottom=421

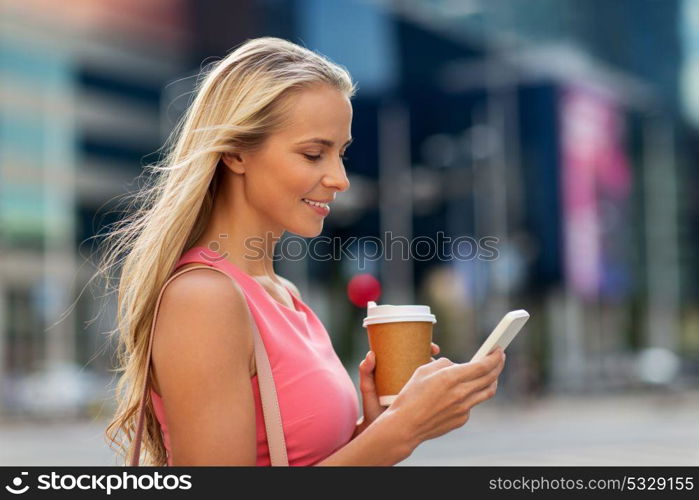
left=303, top=154, right=348, bottom=162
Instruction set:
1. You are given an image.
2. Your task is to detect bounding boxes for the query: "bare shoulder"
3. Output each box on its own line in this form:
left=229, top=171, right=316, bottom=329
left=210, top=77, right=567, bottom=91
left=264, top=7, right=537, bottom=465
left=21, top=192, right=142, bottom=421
left=151, top=266, right=255, bottom=389
left=161, top=265, right=243, bottom=302
left=157, top=266, right=249, bottom=321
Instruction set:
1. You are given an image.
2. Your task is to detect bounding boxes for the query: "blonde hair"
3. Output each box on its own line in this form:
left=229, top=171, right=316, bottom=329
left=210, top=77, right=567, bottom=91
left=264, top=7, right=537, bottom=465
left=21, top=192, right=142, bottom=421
left=99, top=37, right=357, bottom=465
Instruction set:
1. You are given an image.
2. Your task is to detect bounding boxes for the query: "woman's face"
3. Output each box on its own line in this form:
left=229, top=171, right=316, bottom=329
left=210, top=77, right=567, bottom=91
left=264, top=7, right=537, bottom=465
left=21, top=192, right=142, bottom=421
left=226, top=84, right=353, bottom=238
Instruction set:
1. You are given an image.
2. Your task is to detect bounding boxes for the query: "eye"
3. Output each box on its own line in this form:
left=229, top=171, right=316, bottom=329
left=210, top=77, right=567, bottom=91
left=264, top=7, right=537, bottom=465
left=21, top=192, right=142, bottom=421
left=302, top=153, right=349, bottom=162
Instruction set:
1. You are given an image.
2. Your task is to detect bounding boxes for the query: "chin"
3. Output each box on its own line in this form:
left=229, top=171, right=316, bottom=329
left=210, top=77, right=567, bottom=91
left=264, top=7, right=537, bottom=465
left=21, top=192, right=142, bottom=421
left=296, top=225, right=324, bottom=238
left=286, top=221, right=324, bottom=239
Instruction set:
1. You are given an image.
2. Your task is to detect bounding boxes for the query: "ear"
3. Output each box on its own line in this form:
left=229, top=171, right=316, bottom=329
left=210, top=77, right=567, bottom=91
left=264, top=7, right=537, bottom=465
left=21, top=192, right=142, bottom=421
left=221, top=152, right=246, bottom=174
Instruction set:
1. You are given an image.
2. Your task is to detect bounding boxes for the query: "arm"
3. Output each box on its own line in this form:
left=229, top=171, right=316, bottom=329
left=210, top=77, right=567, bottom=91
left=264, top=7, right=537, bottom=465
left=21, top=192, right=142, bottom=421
left=151, top=269, right=257, bottom=465
left=350, top=416, right=368, bottom=440
left=314, top=408, right=415, bottom=466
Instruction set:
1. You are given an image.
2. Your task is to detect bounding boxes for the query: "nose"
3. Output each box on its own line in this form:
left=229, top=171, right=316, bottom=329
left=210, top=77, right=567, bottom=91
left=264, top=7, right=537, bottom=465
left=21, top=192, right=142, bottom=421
left=322, top=160, right=351, bottom=192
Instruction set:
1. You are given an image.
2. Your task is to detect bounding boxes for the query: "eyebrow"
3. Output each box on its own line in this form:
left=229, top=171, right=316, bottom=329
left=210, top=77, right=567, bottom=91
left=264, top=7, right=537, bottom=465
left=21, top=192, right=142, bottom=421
left=295, top=137, right=354, bottom=148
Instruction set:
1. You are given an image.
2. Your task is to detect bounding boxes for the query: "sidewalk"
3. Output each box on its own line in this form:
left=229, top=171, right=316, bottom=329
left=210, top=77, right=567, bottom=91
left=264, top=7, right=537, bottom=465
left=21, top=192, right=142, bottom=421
left=400, top=389, right=699, bottom=466
left=0, top=390, right=697, bottom=465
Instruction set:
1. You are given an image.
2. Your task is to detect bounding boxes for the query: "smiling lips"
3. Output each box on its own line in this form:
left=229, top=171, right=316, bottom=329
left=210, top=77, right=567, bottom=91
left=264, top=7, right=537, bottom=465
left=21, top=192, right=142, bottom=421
left=302, top=198, right=331, bottom=216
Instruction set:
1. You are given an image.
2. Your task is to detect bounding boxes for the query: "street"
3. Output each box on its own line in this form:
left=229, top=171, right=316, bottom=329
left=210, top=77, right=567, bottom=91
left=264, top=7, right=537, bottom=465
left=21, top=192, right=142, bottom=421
left=0, top=390, right=696, bottom=466
left=401, top=389, right=699, bottom=466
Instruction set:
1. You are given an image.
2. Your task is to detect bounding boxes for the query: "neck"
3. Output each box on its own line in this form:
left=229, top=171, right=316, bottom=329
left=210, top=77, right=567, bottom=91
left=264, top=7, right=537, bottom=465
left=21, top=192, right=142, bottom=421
left=193, top=171, right=283, bottom=279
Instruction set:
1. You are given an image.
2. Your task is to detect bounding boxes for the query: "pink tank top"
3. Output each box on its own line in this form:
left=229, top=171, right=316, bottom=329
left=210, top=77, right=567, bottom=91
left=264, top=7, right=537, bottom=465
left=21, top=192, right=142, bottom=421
left=149, top=245, right=360, bottom=466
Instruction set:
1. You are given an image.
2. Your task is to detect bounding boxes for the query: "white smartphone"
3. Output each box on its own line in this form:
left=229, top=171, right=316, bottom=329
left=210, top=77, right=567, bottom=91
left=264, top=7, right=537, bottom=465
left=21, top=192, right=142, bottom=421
left=470, top=309, right=530, bottom=362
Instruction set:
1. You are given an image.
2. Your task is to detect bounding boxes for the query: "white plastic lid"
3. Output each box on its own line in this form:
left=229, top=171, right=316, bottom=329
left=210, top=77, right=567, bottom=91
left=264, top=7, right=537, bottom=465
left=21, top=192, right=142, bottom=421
left=362, top=301, right=436, bottom=327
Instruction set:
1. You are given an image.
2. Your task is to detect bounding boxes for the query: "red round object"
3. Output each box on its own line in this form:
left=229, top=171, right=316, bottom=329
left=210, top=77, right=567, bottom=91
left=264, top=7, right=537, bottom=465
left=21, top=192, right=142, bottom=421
left=346, top=273, right=382, bottom=308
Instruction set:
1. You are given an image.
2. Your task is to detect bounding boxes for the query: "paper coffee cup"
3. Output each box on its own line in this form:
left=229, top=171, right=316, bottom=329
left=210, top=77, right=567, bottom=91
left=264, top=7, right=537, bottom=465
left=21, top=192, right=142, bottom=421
left=363, top=301, right=437, bottom=406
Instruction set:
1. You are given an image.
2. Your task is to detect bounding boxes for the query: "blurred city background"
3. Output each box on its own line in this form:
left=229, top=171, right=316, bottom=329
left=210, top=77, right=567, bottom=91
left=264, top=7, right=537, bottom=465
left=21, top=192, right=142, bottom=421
left=0, top=0, right=697, bottom=465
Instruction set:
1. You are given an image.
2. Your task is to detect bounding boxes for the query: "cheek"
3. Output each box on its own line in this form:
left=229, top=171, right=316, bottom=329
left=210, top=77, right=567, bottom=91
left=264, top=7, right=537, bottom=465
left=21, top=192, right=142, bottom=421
left=251, top=161, right=316, bottom=206
left=280, top=162, right=319, bottom=198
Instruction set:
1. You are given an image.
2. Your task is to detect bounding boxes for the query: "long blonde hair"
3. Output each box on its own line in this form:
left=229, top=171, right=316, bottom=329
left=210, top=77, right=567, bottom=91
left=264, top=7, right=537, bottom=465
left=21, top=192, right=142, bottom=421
left=99, top=37, right=357, bottom=465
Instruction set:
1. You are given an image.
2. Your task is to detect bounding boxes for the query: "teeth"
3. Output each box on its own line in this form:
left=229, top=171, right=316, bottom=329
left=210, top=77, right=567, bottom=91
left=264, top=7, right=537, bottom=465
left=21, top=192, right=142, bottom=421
left=303, top=198, right=328, bottom=208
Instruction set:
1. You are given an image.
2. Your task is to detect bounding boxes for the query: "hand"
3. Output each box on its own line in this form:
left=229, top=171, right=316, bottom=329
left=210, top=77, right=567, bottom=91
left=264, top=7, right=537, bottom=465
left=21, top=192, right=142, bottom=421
left=357, top=342, right=441, bottom=434
left=384, top=347, right=506, bottom=453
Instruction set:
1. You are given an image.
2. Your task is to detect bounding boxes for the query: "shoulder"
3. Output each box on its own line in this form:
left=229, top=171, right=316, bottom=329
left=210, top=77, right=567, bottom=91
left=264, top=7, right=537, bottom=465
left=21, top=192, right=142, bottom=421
left=277, top=275, right=302, bottom=300
left=156, top=265, right=251, bottom=329
left=152, top=266, right=254, bottom=370
left=161, top=265, right=244, bottom=304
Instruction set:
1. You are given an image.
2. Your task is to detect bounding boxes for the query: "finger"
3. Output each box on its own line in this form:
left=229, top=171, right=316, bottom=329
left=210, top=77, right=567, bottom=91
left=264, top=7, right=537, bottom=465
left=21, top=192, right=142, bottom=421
left=431, top=342, right=440, bottom=355
left=360, top=350, right=375, bottom=370
left=486, top=346, right=505, bottom=362
left=455, top=362, right=502, bottom=400
left=464, top=379, right=498, bottom=408
left=477, top=354, right=506, bottom=383
left=466, top=368, right=502, bottom=394
left=455, top=357, right=504, bottom=403
left=358, top=352, right=384, bottom=419
left=446, top=347, right=504, bottom=384
left=358, top=351, right=377, bottom=392
left=419, top=356, right=454, bottom=375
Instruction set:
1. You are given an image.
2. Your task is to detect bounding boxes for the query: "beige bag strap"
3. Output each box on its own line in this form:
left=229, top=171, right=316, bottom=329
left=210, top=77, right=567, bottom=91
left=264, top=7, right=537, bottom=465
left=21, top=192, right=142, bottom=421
left=129, top=264, right=289, bottom=466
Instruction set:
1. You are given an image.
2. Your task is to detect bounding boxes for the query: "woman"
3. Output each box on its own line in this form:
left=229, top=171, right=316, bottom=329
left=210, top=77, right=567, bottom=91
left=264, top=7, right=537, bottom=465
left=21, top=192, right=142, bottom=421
left=102, top=37, right=506, bottom=466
